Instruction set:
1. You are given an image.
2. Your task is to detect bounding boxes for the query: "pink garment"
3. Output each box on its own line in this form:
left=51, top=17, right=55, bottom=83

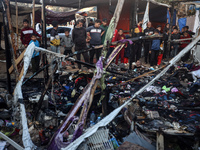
left=171, top=87, right=179, bottom=93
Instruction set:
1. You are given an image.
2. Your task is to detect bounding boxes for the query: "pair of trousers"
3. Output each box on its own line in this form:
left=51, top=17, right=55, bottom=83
left=115, top=48, right=125, bottom=64
left=132, top=43, right=142, bottom=62
left=31, top=56, right=40, bottom=73
left=144, top=42, right=151, bottom=63
left=75, top=45, right=90, bottom=69
left=90, top=44, right=102, bottom=64
left=150, top=50, right=159, bottom=66
left=171, top=45, right=179, bottom=58
left=64, top=47, right=74, bottom=65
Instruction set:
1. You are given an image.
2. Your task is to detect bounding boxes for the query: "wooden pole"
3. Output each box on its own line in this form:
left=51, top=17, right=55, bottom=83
left=102, top=0, right=125, bottom=116
left=167, top=3, right=175, bottom=60
left=5, top=0, right=19, bottom=78
left=32, top=0, right=36, bottom=29
left=15, top=0, right=18, bottom=50
left=41, top=0, right=49, bottom=84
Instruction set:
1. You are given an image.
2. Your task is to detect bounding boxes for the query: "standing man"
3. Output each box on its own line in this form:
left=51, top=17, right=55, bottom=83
left=87, top=19, right=105, bottom=64
left=144, top=22, right=154, bottom=64
left=21, top=19, right=41, bottom=48
left=132, top=20, right=144, bottom=62
left=100, top=18, right=108, bottom=45
left=50, top=21, right=60, bottom=53
left=88, top=19, right=94, bottom=27
left=72, top=20, right=90, bottom=71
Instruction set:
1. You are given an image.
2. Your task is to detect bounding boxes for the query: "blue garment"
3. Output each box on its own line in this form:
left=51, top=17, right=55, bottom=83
left=29, top=40, right=40, bottom=58
left=151, top=39, right=160, bottom=50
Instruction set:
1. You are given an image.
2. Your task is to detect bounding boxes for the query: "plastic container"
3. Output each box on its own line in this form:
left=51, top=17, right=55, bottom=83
left=90, top=111, right=96, bottom=123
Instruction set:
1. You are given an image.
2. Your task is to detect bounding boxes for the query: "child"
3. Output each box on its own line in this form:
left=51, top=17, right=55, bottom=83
left=133, top=60, right=143, bottom=71
left=150, top=29, right=160, bottom=67
left=61, top=29, right=75, bottom=68
left=29, top=34, right=40, bottom=73
left=171, top=27, right=180, bottom=57
left=115, top=29, right=126, bottom=65
left=21, top=19, right=41, bottom=48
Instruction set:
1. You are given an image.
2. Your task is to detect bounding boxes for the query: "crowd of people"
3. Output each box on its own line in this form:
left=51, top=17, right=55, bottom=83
left=20, top=18, right=195, bottom=73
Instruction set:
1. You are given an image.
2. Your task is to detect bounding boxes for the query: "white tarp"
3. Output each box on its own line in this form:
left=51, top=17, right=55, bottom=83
left=142, top=1, right=150, bottom=30
left=14, top=43, right=36, bottom=150
left=193, top=10, right=200, bottom=33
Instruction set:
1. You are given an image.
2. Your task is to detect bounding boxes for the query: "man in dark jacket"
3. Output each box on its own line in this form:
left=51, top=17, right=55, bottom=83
left=87, top=19, right=105, bottom=64
left=132, top=20, right=144, bottom=62
left=144, top=22, right=154, bottom=64
left=72, top=20, right=90, bottom=70
left=184, top=26, right=195, bottom=37
left=171, top=27, right=180, bottom=57
left=150, top=29, right=160, bottom=66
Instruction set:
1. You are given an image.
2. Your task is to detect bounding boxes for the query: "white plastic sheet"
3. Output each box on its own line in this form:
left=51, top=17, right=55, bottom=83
left=14, top=43, right=36, bottom=150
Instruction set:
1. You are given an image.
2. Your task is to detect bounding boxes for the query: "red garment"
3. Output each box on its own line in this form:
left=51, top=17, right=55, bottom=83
left=157, top=54, right=163, bottom=65
left=116, top=48, right=125, bottom=65
left=138, top=25, right=142, bottom=33
left=110, top=29, right=118, bottom=48
left=180, top=34, right=191, bottom=49
left=124, top=57, right=129, bottom=64
left=115, top=33, right=126, bottom=64
left=20, top=27, right=42, bottom=45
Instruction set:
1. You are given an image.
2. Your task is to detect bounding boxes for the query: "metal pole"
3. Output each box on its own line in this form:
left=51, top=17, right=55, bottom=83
left=167, top=3, right=175, bottom=60
left=1, top=0, right=12, bottom=94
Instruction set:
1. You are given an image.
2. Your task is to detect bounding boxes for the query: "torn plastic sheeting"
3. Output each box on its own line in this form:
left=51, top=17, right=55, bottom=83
left=34, top=46, right=66, bottom=60
left=14, top=43, right=36, bottom=150
left=63, top=35, right=200, bottom=150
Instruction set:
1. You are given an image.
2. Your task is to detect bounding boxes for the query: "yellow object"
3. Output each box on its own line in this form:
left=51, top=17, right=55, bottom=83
left=134, top=27, right=144, bottom=34
left=50, top=39, right=60, bottom=46
left=160, top=41, right=164, bottom=50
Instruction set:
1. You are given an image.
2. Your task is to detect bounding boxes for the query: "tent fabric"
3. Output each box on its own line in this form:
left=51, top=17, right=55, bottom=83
left=98, top=0, right=168, bottom=32
left=0, top=3, right=78, bottom=26
left=178, top=18, right=187, bottom=32
left=186, top=15, right=196, bottom=32
left=35, top=9, right=78, bottom=24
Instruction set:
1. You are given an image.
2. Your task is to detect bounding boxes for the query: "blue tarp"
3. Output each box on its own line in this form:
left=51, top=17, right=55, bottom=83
left=178, top=18, right=187, bottom=32
left=167, top=9, right=176, bottom=25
